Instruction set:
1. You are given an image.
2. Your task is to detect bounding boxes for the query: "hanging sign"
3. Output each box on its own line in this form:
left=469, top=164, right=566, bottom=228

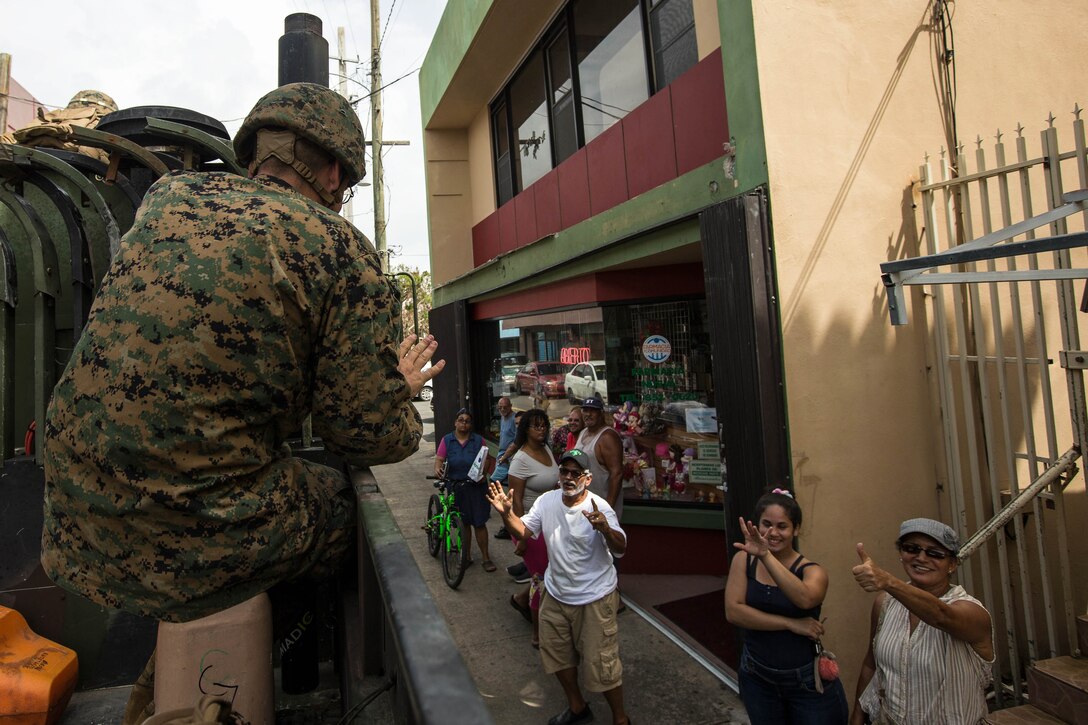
left=641, top=334, right=672, bottom=363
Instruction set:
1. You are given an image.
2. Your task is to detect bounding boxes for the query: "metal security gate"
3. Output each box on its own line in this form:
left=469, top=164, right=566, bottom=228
left=881, top=108, right=1088, bottom=705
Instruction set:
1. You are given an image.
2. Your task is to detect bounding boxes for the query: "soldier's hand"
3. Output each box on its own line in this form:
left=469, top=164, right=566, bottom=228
left=399, top=334, right=445, bottom=396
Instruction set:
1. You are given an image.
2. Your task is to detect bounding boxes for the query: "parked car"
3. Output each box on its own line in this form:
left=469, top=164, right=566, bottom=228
left=414, top=362, right=433, bottom=402
left=500, top=352, right=528, bottom=366
left=516, top=361, right=568, bottom=398
left=565, top=361, right=608, bottom=403
left=499, top=364, right=520, bottom=392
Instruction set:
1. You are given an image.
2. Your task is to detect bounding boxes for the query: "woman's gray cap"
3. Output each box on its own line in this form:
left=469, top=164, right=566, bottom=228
left=898, top=518, right=960, bottom=554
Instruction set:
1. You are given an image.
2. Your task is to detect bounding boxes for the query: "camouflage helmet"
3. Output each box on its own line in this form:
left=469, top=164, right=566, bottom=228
left=234, top=82, right=366, bottom=187
left=68, top=89, right=118, bottom=113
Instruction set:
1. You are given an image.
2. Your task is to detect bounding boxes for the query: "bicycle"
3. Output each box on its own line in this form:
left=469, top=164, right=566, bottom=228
left=423, top=475, right=471, bottom=589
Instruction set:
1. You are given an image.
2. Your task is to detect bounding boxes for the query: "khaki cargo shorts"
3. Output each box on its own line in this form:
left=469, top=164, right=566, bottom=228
left=538, top=588, right=622, bottom=692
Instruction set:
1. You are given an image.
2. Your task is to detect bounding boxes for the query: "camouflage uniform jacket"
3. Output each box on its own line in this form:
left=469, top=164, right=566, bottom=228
left=41, top=171, right=422, bottom=622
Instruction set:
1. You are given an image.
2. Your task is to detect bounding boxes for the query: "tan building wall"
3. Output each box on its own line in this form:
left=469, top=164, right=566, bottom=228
left=468, top=107, right=493, bottom=230
left=751, top=0, right=1088, bottom=690
left=424, top=128, right=475, bottom=284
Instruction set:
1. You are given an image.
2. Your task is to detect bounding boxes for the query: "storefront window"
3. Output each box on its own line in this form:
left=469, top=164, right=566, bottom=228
left=479, top=300, right=722, bottom=510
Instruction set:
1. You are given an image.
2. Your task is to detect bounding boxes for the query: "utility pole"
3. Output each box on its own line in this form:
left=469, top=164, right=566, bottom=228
left=370, top=0, right=387, bottom=271
left=0, top=54, right=11, bottom=135
left=336, top=27, right=353, bottom=224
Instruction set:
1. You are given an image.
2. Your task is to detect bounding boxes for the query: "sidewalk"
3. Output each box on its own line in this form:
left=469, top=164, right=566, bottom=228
left=371, top=403, right=749, bottom=724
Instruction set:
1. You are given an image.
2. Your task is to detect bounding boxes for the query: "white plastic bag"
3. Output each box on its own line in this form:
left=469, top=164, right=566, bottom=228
left=467, top=445, right=488, bottom=482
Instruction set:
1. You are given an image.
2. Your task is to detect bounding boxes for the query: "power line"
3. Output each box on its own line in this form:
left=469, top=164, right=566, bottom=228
left=0, top=92, right=63, bottom=110
left=348, top=67, right=419, bottom=107
left=341, top=0, right=360, bottom=53
left=378, top=0, right=398, bottom=51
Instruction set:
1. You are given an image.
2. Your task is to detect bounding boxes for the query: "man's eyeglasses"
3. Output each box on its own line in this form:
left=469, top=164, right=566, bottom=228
left=559, top=467, right=584, bottom=478
left=896, top=541, right=951, bottom=560
left=341, top=185, right=357, bottom=203
left=455, top=417, right=471, bottom=423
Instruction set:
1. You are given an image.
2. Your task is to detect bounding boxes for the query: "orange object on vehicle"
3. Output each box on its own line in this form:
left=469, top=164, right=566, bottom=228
left=0, top=605, right=78, bottom=725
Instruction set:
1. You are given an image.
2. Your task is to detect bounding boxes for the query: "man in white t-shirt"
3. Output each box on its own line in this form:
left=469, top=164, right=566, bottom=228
left=487, top=448, right=629, bottom=725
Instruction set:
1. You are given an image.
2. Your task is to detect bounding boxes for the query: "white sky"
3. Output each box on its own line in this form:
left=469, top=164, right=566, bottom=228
left=2, top=0, right=447, bottom=272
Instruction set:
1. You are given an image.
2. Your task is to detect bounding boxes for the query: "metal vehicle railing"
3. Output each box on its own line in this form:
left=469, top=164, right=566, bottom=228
left=346, top=467, right=493, bottom=724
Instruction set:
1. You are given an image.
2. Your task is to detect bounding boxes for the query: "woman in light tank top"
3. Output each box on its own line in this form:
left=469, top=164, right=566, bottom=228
left=851, top=518, right=994, bottom=724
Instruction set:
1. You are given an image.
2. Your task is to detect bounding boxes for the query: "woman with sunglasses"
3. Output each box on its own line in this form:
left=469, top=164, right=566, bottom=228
left=725, top=489, right=849, bottom=723
left=851, top=519, right=993, bottom=724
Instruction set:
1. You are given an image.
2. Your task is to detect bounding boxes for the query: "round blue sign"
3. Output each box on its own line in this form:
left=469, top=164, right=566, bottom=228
left=641, top=335, right=672, bottom=363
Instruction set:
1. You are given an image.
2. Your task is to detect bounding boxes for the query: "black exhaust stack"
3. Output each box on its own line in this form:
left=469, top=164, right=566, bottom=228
left=279, top=13, right=329, bottom=87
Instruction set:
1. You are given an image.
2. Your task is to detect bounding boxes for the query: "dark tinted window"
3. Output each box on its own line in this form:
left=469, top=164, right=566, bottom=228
left=492, top=101, right=514, bottom=205
left=546, top=27, right=579, bottom=164
left=649, top=0, right=697, bottom=90
left=537, top=363, right=568, bottom=375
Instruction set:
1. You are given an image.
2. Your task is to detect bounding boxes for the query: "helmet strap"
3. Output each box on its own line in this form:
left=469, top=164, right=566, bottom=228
left=254, top=129, right=338, bottom=207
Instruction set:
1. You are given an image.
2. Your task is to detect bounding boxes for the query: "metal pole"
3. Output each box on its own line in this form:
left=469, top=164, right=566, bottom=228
left=0, top=54, right=11, bottom=134
left=370, top=0, right=387, bottom=271
left=337, top=27, right=354, bottom=224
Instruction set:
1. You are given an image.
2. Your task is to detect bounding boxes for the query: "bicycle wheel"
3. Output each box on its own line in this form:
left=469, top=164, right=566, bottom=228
left=425, top=494, right=442, bottom=557
left=442, top=510, right=471, bottom=589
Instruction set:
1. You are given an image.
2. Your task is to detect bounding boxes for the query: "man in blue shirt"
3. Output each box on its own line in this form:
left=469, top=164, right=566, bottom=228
left=492, top=397, right=518, bottom=540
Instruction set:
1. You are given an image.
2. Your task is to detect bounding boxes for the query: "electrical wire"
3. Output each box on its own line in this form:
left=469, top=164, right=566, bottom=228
left=378, top=0, right=398, bottom=51
left=348, top=67, right=420, bottom=107
left=0, top=92, right=63, bottom=110
left=933, top=0, right=959, bottom=169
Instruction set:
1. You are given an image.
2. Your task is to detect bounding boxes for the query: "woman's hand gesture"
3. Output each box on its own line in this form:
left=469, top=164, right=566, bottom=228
left=733, top=517, right=770, bottom=558
left=486, top=481, right=512, bottom=515
left=787, top=616, right=825, bottom=641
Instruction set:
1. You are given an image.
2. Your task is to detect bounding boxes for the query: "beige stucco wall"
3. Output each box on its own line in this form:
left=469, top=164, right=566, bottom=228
left=424, top=128, right=474, bottom=285
left=751, top=0, right=1088, bottom=693
left=468, top=107, right=494, bottom=228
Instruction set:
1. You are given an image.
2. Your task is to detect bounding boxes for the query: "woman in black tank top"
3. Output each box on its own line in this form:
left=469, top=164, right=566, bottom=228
left=724, top=490, right=848, bottom=724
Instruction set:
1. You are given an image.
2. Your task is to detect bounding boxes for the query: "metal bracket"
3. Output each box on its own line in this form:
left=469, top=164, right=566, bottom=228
left=1058, top=350, right=1088, bottom=369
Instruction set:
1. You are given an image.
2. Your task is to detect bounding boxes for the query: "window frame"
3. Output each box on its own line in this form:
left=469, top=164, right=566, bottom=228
left=488, top=0, right=698, bottom=208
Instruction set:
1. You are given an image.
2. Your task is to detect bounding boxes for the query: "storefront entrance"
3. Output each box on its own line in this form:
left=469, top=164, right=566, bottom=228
left=429, top=191, right=787, bottom=678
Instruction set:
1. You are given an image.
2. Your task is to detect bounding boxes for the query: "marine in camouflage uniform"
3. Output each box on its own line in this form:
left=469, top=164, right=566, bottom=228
left=41, top=83, right=428, bottom=622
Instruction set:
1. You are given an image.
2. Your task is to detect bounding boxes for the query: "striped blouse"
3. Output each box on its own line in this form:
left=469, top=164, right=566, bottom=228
left=860, top=584, right=993, bottom=725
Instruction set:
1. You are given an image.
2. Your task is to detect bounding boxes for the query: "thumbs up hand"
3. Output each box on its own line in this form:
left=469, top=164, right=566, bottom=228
left=583, top=498, right=610, bottom=532
left=852, top=542, right=889, bottom=592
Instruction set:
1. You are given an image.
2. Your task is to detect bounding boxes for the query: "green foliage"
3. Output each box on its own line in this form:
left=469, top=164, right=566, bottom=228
left=388, top=264, right=432, bottom=338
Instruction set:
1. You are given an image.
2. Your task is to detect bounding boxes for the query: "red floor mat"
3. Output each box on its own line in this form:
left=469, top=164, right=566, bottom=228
left=653, top=588, right=741, bottom=670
